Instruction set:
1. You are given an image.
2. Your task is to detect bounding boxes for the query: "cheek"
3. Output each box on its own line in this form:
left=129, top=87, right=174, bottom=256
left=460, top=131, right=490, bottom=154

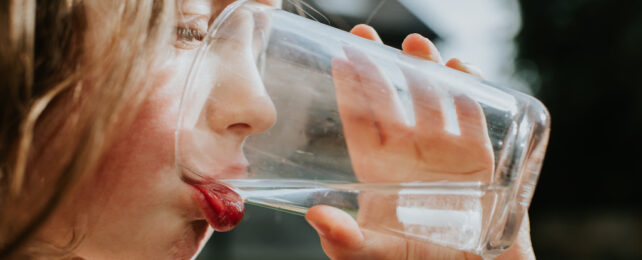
left=86, top=68, right=182, bottom=208
left=52, top=68, right=190, bottom=255
left=89, top=46, right=198, bottom=203
left=113, top=71, right=180, bottom=180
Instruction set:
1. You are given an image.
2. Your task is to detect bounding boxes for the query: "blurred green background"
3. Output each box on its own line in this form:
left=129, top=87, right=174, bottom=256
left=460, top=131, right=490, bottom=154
left=198, top=0, right=642, bottom=259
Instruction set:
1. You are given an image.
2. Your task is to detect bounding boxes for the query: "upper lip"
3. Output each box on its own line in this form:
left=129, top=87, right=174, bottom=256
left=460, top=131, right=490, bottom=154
left=180, top=158, right=249, bottom=185
left=216, top=161, right=248, bottom=179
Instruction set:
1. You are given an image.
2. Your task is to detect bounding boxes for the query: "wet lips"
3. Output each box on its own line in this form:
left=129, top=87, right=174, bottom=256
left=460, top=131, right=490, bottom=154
left=194, top=182, right=244, bottom=232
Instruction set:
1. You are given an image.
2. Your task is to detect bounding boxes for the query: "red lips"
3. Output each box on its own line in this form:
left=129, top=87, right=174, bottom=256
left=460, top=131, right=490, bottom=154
left=192, top=181, right=244, bottom=232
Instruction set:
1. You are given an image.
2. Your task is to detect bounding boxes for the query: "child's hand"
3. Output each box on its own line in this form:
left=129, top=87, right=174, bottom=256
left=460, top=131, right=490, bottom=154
left=306, top=25, right=535, bottom=259
left=330, top=26, right=494, bottom=184
left=306, top=204, right=534, bottom=259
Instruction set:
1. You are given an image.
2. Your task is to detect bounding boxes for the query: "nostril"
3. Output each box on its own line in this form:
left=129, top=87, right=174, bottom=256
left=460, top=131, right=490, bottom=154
left=227, top=123, right=252, bottom=133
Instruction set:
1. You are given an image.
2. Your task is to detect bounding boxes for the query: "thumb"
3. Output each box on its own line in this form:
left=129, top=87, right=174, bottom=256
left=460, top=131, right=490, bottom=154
left=306, top=205, right=368, bottom=259
left=306, top=205, right=364, bottom=250
left=306, top=205, right=414, bottom=260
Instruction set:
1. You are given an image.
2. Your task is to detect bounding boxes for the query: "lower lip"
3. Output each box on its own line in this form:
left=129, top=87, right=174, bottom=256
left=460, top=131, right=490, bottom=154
left=192, top=181, right=245, bottom=232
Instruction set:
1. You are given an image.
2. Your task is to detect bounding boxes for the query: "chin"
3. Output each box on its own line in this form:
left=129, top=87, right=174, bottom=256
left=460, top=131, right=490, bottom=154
left=168, top=220, right=214, bottom=260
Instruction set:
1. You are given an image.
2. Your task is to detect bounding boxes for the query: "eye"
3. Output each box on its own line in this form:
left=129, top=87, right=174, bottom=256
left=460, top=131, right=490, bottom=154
left=177, top=27, right=205, bottom=42
left=175, top=27, right=206, bottom=49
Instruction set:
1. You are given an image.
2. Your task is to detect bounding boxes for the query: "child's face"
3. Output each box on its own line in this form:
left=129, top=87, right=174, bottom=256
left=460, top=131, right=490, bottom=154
left=39, top=0, right=280, bottom=259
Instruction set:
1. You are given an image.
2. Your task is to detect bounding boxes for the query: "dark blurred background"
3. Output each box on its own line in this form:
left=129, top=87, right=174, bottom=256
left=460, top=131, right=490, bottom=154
left=198, top=0, right=642, bottom=259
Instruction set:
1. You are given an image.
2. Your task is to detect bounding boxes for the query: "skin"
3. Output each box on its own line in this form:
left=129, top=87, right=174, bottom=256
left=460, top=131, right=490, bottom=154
left=33, top=1, right=534, bottom=259
left=36, top=0, right=279, bottom=259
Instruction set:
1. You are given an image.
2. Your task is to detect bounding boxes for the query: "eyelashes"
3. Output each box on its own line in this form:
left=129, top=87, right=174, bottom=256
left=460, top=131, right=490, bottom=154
left=176, top=27, right=206, bottom=42
left=175, top=26, right=207, bottom=49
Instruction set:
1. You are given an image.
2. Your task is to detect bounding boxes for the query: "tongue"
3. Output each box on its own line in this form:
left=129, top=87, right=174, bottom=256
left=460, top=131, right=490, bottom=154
left=195, top=182, right=244, bottom=232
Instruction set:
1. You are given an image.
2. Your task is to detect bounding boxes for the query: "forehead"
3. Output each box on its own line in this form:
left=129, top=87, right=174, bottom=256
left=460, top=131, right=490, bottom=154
left=179, top=0, right=281, bottom=12
left=179, top=0, right=236, bottom=13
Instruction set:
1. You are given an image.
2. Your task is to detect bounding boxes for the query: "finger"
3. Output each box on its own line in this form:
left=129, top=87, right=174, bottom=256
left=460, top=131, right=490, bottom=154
left=400, top=65, right=445, bottom=131
left=399, top=34, right=448, bottom=131
left=401, top=33, right=443, bottom=63
left=344, top=46, right=407, bottom=139
left=453, top=93, right=488, bottom=141
left=307, top=206, right=406, bottom=260
left=256, top=0, right=282, bottom=7
left=332, top=58, right=380, bottom=147
left=350, top=24, right=383, bottom=43
left=446, top=58, right=483, bottom=78
left=306, top=205, right=365, bottom=250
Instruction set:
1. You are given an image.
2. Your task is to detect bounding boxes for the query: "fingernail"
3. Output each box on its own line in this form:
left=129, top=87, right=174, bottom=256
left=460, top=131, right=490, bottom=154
left=458, top=60, right=483, bottom=78
left=351, top=24, right=382, bottom=42
left=447, top=58, right=483, bottom=77
left=447, top=58, right=465, bottom=70
left=405, top=33, right=443, bottom=63
left=463, top=62, right=483, bottom=77
left=419, top=35, right=442, bottom=63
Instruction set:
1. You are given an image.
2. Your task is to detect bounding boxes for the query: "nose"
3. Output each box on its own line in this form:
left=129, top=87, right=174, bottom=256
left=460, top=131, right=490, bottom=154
left=202, top=63, right=277, bottom=138
left=201, top=31, right=276, bottom=138
left=196, top=7, right=276, bottom=139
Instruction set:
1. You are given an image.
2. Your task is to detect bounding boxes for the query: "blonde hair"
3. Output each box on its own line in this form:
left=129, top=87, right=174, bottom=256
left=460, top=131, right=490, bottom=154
left=0, top=0, right=175, bottom=257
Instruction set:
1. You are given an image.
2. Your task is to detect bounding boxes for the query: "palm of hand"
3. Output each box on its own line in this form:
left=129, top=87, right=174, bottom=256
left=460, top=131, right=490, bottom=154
left=333, top=48, right=494, bottom=184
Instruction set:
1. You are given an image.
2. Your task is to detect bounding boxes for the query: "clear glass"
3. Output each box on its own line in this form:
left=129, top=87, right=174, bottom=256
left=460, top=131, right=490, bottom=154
left=175, top=1, right=550, bottom=258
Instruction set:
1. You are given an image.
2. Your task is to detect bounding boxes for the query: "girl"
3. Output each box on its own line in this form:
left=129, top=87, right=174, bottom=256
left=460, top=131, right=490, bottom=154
left=0, top=0, right=534, bottom=259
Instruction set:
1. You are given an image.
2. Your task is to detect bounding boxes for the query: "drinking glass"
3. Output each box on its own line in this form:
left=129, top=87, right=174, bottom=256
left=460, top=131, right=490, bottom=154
left=175, top=1, right=550, bottom=258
